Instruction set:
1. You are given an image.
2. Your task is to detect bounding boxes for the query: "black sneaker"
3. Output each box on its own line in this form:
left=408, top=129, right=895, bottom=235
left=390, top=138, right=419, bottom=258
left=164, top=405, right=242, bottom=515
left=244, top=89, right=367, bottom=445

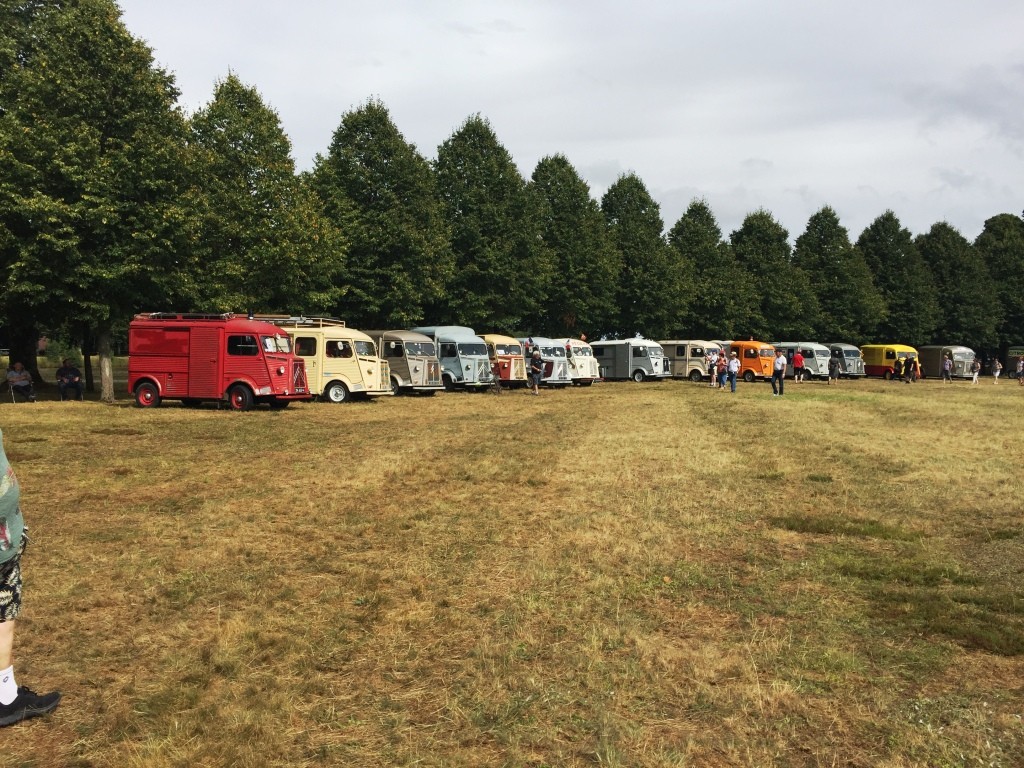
left=0, top=686, right=61, bottom=726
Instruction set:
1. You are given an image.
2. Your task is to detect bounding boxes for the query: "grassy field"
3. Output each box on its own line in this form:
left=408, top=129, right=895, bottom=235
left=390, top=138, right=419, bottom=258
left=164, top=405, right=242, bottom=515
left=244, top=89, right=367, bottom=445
left=1, top=376, right=1022, bottom=767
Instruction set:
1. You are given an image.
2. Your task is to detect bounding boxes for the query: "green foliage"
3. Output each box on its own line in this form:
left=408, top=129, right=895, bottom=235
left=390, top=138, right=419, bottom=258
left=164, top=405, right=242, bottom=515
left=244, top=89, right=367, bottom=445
left=530, top=154, right=620, bottom=337
left=0, top=0, right=189, bottom=326
left=793, top=206, right=885, bottom=343
left=974, top=213, right=1024, bottom=348
left=601, top=174, right=687, bottom=338
left=667, top=199, right=757, bottom=339
left=730, top=209, right=818, bottom=339
left=855, top=211, right=940, bottom=345
left=915, top=222, right=1000, bottom=349
left=184, top=74, right=346, bottom=314
left=433, top=115, right=553, bottom=331
left=311, top=99, right=453, bottom=327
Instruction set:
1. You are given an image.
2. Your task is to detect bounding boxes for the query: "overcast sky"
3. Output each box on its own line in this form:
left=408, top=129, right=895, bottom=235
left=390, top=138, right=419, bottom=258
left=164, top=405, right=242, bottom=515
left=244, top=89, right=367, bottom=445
left=117, top=0, right=1023, bottom=243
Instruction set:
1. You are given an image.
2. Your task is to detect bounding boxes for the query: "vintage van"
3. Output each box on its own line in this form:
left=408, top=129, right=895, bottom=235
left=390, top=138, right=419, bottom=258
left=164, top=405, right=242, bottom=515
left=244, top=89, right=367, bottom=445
left=519, top=336, right=573, bottom=387
left=590, top=338, right=671, bottom=382
left=723, top=340, right=775, bottom=382
left=552, top=337, right=600, bottom=386
left=270, top=317, right=392, bottom=403
left=827, top=343, right=866, bottom=377
left=128, top=312, right=311, bottom=410
left=860, top=344, right=919, bottom=379
left=659, top=339, right=723, bottom=382
left=482, top=334, right=528, bottom=389
left=364, top=329, right=443, bottom=395
left=1007, top=345, right=1024, bottom=378
left=771, top=342, right=832, bottom=380
left=412, top=326, right=494, bottom=390
left=918, top=345, right=975, bottom=379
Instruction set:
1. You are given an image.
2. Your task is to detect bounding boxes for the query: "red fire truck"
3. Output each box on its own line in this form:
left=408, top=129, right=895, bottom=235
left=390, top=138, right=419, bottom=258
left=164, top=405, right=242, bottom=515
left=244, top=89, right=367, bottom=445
left=128, top=313, right=311, bottom=410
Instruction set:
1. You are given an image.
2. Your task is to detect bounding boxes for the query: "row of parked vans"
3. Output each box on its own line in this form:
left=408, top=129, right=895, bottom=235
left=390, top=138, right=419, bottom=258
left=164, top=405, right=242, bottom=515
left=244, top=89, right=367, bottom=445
left=125, top=313, right=1015, bottom=410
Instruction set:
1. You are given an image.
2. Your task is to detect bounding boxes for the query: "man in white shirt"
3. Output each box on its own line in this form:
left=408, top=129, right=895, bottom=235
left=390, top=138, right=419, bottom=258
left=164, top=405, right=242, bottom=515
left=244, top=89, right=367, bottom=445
left=771, top=348, right=787, bottom=396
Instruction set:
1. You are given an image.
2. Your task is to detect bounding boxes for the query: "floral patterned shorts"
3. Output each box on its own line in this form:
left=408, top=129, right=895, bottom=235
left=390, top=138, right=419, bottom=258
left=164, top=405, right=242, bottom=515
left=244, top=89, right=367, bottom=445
left=0, top=534, right=26, bottom=622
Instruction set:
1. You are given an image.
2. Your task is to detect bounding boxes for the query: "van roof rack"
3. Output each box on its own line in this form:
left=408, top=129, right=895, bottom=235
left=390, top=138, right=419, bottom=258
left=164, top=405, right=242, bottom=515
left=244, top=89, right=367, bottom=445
left=254, top=314, right=347, bottom=328
left=134, top=312, right=235, bottom=321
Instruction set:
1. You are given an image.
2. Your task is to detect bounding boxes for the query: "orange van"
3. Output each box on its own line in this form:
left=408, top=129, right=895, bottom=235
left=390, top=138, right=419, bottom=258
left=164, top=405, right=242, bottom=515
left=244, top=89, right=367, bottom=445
left=724, top=340, right=775, bottom=382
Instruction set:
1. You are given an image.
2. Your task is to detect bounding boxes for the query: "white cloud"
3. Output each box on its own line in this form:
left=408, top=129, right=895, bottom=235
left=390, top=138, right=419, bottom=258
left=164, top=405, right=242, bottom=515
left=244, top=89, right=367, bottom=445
left=119, top=0, right=1024, bottom=241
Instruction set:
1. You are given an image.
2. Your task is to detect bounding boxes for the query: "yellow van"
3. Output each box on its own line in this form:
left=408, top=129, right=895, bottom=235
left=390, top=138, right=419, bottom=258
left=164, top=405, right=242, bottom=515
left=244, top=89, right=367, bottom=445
left=860, top=344, right=919, bottom=379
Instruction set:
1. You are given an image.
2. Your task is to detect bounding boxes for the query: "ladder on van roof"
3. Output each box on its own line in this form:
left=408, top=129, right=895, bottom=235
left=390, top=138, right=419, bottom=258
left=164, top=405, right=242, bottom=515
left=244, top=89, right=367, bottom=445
left=253, top=315, right=347, bottom=328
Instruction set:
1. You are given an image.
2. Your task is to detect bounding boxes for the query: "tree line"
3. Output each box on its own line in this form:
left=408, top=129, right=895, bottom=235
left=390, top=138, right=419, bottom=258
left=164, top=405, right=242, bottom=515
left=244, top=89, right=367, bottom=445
left=2, top=0, right=1023, bottom=400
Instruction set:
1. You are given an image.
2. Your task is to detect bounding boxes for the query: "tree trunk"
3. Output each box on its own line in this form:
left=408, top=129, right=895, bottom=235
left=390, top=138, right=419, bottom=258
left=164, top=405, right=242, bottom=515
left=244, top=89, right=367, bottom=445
left=81, top=324, right=95, bottom=392
left=97, top=322, right=115, bottom=403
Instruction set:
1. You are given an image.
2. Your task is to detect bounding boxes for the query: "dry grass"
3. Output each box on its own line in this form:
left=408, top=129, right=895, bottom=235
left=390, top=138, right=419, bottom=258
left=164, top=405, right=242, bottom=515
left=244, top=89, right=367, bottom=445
left=1, top=377, right=1022, bottom=766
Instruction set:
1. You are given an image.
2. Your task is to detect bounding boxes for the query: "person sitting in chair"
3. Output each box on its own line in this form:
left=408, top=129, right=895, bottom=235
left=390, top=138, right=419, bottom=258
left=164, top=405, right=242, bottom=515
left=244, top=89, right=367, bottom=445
left=6, top=363, right=35, bottom=402
left=56, top=359, right=83, bottom=401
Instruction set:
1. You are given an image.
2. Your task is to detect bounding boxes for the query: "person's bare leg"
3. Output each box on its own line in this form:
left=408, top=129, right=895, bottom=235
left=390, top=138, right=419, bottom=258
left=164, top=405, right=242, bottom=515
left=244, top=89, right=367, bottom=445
left=0, top=620, right=13, bottom=669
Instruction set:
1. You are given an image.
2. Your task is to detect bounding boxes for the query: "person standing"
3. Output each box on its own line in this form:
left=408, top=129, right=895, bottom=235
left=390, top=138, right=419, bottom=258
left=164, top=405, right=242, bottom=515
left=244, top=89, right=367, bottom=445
left=792, top=349, right=805, bottom=383
left=771, top=348, right=786, bottom=396
left=529, top=348, right=544, bottom=395
left=727, top=351, right=740, bottom=393
left=992, top=358, right=1003, bottom=384
left=707, top=348, right=718, bottom=388
left=1016, top=356, right=1024, bottom=386
left=941, top=353, right=954, bottom=383
left=970, top=357, right=981, bottom=385
left=716, top=353, right=728, bottom=390
left=0, top=428, right=61, bottom=727
left=905, top=356, right=919, bottom=383
left=827, top=351, right=842, bottom=385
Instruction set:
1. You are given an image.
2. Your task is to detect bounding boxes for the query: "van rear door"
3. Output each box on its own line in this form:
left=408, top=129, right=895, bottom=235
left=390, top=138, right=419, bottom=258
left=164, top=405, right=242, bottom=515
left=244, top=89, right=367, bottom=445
left=189, top=327, right=220, bottom=398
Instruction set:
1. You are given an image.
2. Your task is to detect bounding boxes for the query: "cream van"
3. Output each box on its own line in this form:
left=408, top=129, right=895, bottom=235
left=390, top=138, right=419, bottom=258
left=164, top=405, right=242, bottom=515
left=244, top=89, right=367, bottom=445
left=552, top=337, right=600, bottom=386
left=364, top=329, right=444, bottom=395
left=271, top=317, right=392, bottom=403
left=659, top=340, right=723, bottom=382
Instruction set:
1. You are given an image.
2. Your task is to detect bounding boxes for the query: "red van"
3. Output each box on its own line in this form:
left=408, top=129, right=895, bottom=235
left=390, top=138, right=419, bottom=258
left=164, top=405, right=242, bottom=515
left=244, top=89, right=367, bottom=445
left=128, top=313, right=311, bottom=410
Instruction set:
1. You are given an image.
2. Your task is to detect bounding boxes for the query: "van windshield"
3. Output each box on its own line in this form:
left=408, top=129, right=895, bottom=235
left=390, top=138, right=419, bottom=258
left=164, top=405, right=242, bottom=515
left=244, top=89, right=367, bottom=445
left=261, top=335, right=292, bottom=354
left=574, top=347, right=592, bottom=357
left=814, top=349, right=829, bottom=358
left=541, top=346, right=566, bottom=358
left=406, top=342, right=435, bottom=357
left=760, top=349, right=774, bottom=357
left=457, top=343, right=487, bottom=357
left=844, top=349, right=860, bottom=358
left=494, top=344, right=522, bottom=356
left=355, top=341, right=376, bottom=357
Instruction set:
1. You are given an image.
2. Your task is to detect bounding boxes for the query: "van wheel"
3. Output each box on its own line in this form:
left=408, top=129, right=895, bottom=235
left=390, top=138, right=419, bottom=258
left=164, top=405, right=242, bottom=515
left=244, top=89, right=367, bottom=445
left=689, top=369, right=703, bottom=383
left=883, top=370, right=892, bottom=381
left=632, top=370, right=646, bottom=383
left=743, top=370, right=756, bottom=383
left=442, top=375, right=455, bottom=391
left=324, top=381, right=349, bottom=403
left=135, top=382, right=160, bottom=408
left=390, top=378, right=401, bottom=396
left=227, top=384, right=254, bottom=411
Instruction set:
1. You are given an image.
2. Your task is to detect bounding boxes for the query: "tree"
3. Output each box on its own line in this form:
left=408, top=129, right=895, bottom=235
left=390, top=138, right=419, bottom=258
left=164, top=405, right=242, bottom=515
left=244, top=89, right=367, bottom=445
left=433, top=115, right=552, bottom=331
left=856, top=211, right=940, bottom=345
left=185, top=74, right=346, bottom=316
left=311, top=99, right=453, bottom=328
left=793, top=206, right=884, bottom=343
left=915, top=222, right=999, bottom=350
left=975, top=213, right=1024, bottom=349
left=730, top=210, right=818, bottom=339
left=667, top=199, right=757, bottom=340
left=0, top=0, right=189, bottom=400
left=529, top=154, right=620, bottom=337
left=601, top=173, right=686, bottom=338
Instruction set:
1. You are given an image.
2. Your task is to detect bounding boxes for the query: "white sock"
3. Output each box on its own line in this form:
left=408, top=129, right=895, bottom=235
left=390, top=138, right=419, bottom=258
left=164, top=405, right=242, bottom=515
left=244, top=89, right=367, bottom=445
left=0, top=665, right=16, bottom=705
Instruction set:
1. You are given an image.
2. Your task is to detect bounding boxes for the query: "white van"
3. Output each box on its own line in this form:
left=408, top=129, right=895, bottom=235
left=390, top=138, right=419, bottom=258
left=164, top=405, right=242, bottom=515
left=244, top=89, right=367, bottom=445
left=772, top=342, right=832, bottom=380
left=591, top=338, right=671, bottom=382
left=552, top=338, right=600, bottom=386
